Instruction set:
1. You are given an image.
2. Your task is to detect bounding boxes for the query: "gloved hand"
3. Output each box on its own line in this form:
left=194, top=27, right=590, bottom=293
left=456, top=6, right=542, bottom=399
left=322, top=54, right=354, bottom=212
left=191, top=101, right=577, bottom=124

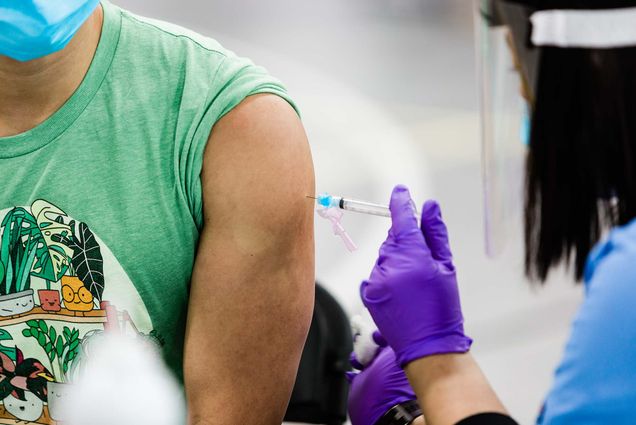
left=361, top=185, right=472, bottom=367
left=347, top=345, right=418, bottom=425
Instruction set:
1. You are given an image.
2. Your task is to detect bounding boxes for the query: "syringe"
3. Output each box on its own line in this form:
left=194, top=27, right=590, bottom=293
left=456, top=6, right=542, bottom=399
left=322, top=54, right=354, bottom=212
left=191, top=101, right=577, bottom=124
left=308, top=193, right=419, bottom=218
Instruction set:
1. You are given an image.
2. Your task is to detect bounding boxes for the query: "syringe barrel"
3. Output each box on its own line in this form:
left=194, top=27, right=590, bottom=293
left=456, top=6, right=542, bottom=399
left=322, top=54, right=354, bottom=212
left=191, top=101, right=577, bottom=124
left=340, top=198, right=392, bottom=217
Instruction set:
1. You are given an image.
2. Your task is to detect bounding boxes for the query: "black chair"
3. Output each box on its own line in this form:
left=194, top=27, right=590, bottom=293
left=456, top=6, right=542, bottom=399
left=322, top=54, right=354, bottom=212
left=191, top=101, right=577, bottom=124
left=284, top=284, right=352, bottom=425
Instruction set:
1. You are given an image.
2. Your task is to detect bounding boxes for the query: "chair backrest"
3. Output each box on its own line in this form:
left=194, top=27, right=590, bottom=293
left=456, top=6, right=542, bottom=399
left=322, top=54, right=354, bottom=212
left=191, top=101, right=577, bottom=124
left=284, top=284, right=352, bottom=425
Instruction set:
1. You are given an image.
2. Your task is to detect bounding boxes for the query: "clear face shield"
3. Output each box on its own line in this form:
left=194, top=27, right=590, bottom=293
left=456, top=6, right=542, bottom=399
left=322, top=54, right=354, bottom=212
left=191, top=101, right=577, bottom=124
left=475, top=0, right=538, bottom=257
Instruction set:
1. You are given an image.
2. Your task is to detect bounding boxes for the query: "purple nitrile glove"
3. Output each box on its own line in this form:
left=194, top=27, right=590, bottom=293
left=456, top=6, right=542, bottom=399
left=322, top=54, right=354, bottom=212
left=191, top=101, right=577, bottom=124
left=347, top=346, right=418, bottom=425
left=361, top=185, right=472, bottom=367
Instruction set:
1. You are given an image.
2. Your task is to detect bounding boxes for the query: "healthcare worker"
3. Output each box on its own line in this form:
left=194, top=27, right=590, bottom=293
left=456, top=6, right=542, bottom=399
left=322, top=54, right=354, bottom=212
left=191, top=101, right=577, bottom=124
left=0, top=1, right=314, bottom=424
left=348, top=1, right=636, bottom=424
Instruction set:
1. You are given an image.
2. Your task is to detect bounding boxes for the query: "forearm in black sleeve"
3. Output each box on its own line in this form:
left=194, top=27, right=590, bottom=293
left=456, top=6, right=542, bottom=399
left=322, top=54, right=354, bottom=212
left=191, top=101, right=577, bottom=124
left=454, top=413, right=519, bottom=425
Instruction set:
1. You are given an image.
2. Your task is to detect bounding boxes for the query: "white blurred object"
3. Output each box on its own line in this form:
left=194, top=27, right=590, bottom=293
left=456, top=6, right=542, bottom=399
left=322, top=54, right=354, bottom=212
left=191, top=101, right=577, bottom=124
left=63, top=333, right=186, bottom=425
left=350, top=315, right=382, bottom=367
left=531, top=7, right=636, bottom=48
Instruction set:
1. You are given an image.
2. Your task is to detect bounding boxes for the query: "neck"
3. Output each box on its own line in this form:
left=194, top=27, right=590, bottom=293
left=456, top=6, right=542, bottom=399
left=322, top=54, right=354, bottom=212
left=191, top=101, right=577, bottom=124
left=0, top=6, right=104, bottom=138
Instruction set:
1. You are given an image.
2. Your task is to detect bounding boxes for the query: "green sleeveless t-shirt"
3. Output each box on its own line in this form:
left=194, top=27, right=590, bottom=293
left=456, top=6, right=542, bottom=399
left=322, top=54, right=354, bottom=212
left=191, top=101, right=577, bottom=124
left=0, top=2, right=296, bottom=422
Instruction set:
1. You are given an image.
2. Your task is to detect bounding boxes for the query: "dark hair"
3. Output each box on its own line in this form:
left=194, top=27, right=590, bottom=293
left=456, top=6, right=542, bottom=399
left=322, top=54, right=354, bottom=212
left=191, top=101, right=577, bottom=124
left=525, top=46, right=636, bottom=281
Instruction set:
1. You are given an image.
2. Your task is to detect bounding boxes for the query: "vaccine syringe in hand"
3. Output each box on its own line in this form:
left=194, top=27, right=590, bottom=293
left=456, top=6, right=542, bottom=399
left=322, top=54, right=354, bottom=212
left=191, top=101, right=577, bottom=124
left=309, top=193, right=420, bottom=252
left=307, top=193, right=419, bottom=219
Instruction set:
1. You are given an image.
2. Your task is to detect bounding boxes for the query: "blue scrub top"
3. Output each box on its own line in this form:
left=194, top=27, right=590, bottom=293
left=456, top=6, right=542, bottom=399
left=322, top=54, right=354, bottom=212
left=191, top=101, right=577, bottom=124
left=538, top=219, right=636, bottom=424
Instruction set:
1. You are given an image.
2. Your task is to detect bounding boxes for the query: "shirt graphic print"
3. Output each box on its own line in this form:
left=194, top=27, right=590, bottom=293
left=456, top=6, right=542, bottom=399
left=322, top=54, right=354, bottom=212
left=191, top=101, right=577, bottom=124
left=0, top=199, right=153, bottom=424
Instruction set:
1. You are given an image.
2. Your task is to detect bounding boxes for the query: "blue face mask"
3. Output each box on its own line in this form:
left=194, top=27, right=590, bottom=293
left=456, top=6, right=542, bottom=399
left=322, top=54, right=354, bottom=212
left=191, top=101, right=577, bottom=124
left=0, top=0, right=100, bottom=62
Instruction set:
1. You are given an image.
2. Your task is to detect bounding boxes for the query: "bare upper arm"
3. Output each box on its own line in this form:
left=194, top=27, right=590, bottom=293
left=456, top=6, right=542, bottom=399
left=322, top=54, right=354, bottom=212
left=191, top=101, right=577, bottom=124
left=184, top=94, right=315, bottom=424
left=199, top=94, right=313, bottom=255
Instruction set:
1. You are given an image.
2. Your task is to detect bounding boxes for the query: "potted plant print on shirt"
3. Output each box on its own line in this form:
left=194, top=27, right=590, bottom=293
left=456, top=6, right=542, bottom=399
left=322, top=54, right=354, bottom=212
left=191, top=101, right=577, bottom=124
left=0, top=203, right=73, bottom=317
left=0, top=349, right=55, bottom=423
left=0, top=200, right=105, bottom=318
left=0, top=208, right=39, bottom=316
left=22, top=321, right=83, bottom=422
left=54, top=221, right=105, bottom=315
left=0, top=199, right=155, bottom=424
left=30, top=200, right=76, bottom=308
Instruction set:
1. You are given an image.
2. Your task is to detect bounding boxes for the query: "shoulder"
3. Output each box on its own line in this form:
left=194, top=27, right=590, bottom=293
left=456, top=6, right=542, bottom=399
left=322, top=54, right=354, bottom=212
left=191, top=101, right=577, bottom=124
left=202, top=93, right=309, bottom=199
left=112, top=4, right=276, bottom=91
left=577, top=219, right=636, bottom=352
left=540, top=220, right=636, bottom=423
left=114, top=4, right=298, bottom=116
left=584, top=218, right=636, bottom=296
left=108, top=3, right=298, bottom=116
left=200, top=93, right=313, bottom=247
left=118, top=6, right=229, bottom=61
left=572, top=220, right=636, bottom=345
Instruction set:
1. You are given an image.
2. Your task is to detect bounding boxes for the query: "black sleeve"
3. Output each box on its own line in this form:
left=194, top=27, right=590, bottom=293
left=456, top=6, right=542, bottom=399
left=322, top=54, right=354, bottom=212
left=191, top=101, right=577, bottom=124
left=454, top=413, right=519, bottom=425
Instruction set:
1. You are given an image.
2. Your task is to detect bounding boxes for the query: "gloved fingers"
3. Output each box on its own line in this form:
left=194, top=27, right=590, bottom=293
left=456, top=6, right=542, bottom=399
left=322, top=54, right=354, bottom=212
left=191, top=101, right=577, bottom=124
left=362, top=249, right=391, bottom=296
left=372, top=331, right=388, bottom=348
left=420, top=200, right=454, bottom=268
left=360, top=280, right=369, bottom=305
left=350, top=352, right=365, bottom=371
left=389, top=185, right=423, bottom=240
left=367, top=247, right=390, bottom=281
left=360, top=279, right=391, bottom=308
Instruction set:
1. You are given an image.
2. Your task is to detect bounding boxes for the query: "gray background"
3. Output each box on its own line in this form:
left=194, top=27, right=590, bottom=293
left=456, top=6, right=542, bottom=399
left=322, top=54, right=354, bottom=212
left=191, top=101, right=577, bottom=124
left=112, top=1, right=582, bottom=423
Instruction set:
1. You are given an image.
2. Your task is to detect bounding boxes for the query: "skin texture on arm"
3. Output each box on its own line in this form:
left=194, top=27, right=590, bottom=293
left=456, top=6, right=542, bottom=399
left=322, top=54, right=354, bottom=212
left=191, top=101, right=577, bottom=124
left=405, top=353, right=507, bottom=425
left=184, top=94, right=315, bottom=425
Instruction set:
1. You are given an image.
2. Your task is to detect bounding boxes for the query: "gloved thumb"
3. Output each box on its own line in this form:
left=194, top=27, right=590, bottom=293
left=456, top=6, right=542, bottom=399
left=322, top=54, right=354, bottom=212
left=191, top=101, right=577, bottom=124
left=350, top=352, right=365, bottom=371
left=372, top=331, right=388, bottom=348
left=389, top=185, right=420, bottom=239
left=420, top=200, right=453, bottom=268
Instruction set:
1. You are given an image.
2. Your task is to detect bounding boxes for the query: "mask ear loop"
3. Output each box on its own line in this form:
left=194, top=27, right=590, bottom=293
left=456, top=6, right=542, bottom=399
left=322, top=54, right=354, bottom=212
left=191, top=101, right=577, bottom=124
left=609, top=190, right=620, bottom=227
